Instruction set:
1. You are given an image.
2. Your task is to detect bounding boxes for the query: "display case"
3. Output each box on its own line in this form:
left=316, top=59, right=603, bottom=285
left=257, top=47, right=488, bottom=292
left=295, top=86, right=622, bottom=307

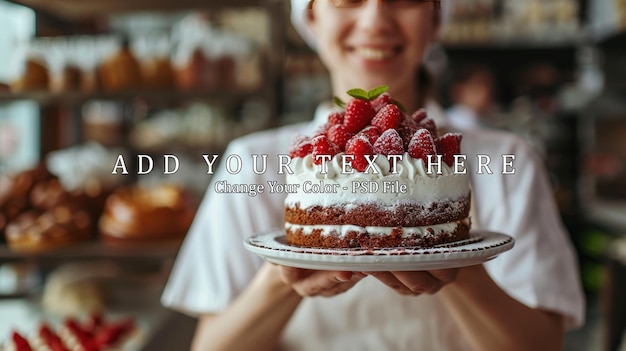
left=0, top=1, right=287, bottom=348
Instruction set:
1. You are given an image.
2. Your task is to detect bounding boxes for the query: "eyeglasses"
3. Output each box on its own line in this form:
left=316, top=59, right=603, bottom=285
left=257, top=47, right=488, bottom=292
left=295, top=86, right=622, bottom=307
left=309, top=0, right=441, bottom=10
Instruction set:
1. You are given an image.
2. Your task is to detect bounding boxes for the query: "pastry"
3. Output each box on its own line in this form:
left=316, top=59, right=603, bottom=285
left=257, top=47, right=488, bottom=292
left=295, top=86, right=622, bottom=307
left=99, top=184, right=196, bottom=245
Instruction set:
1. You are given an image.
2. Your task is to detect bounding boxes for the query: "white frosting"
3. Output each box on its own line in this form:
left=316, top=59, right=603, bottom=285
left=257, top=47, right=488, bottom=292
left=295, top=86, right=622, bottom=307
left=285, top=153, right=469, bottom=209
left=285, top=220, right=466, bottom=239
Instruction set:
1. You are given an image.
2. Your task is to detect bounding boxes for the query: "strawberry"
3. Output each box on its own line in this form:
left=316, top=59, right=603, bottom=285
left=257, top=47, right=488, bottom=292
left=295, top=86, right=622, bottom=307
left=39, top=324, right=69, bottom=351
left=435, top=133, right=462, bottom=166
left=397, top=117, right=418, bottom=150
left=65, top=318, right=98, bottom=351
left=12, top=331, right=33, bottom=351
left=357, top=126, right=381, bottom=145
left=343, top=98, right=375, bottom=133
left=417, top=117, right=437, bottom=137
left=288, top=135, right=312, bottom=158
left=408, top=129, right=436, bottom=163
left=373, top=129, right=404, bottom=156
left=328, top=111, right=344, bottom=125
left=313, top=123, right=331, bottom=137
left=371, top=104, right=402, bottom=132
left=345, top=135, right=374, bottom=172
left=94, top=319, right=134, bottom=347
left=411, top=109, right=427, bottom=124
left=371, top=92, right=393, bottom=112
left=327, top=124, right=354, bottom=151
left=311, top=135, right=339, bottom=165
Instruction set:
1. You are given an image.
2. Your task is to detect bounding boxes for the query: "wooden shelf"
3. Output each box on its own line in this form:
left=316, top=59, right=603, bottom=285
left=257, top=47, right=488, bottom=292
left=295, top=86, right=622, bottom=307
left=8, top=0, right=265, bottom=20
left=0, top=240, right=181, bottom=264
left=442, top=38, right=582, bottom=51
left=0, top=88, right=264, bottom=105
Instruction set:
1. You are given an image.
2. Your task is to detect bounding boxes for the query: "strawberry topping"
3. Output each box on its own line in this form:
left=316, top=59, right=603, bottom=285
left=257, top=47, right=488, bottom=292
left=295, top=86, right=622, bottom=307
left=345, top=135, right=374, bottom=172
left=328, top=111, right=344, bottom=126
left=417, top=117, right=437, bottom=137
left=356, top=126, right=381, bottom=145
left=311, top=135, right=339, bottom=165
left=373, top=129, right=404, bottom=156
left=371, top=104, right=402, bottom=132
left=435, top=133, right=462, bottom=166
left=314, top=86, right=463, bottom=172
left=343, top=99, right=375, bottom=133
left=408, top=129, right=437, bottom=163
left=411, top=109, right=427, bottom=124
left=371, top=92, right=393, bottom=112
left=327, top=124, right=354, bottom=151
left=288, top=135, right=313, bottom=158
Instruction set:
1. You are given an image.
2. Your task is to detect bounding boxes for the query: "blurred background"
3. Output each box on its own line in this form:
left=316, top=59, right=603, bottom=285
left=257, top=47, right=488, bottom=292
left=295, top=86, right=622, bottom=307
left=0, top=0, right=625, bottom=350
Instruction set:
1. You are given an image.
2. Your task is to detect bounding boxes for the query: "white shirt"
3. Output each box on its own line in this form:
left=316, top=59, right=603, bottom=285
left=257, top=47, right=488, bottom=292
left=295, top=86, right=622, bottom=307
left=161, top=102, right=585, bottom=350
left=446, top=104, right=487, bottom=131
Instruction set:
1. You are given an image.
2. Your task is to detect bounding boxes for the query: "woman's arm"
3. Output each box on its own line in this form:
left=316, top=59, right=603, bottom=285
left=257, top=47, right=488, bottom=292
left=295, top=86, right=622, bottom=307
left=439, top=264, right=564, bottom=351
left=370, top=265, right=564, bottom=351
left=191, top=263, right=300, bottom=351
left=191, top=263, right=365, bottom=351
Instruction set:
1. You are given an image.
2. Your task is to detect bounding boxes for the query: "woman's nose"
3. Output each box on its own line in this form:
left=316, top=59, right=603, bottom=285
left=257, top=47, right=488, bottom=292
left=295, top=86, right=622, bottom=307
left=354, top=0, right=395, bottom=34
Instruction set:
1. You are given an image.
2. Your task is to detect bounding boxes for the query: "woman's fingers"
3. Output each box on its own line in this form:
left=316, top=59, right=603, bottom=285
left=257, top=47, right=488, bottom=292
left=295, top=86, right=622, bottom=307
left=392, top=271, right=442, bottom=294
left=278, top=266, right=362, bottom=297
left=364, top=271, right=419, bottom=296
left=366, top=269, right=459, bottom=295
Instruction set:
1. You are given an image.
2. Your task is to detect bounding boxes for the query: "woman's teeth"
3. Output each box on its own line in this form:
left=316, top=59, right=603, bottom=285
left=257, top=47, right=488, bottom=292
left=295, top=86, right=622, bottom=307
left=355, top=47, right=394, bottom=60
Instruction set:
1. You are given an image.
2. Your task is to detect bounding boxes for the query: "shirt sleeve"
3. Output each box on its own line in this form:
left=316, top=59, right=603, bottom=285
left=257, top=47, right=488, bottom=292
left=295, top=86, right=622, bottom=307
left=160, top=136, right=288, bottom=316
left=468, top=130, right=585, bottom=329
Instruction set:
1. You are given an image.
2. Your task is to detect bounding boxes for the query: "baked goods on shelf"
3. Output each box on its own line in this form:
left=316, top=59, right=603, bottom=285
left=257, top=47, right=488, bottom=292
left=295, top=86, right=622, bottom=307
left=1, top=149, right=118, bottom=251
left=4, top=207, right=91, bottom=253
left=0, top=164, right=54, bottom=240
left=99, top=184, right=197, bottom=245
left=99, top=40, right=142, bottom=91
left=141, top=57, right=175, bottom=90
left=285, top=86, right=470, bottom=249
left=10, top=59, right=49, bottom=92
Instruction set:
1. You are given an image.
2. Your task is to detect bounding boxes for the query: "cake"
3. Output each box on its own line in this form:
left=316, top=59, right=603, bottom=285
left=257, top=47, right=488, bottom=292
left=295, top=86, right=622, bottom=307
left=285, top=86, right=471, bottom=249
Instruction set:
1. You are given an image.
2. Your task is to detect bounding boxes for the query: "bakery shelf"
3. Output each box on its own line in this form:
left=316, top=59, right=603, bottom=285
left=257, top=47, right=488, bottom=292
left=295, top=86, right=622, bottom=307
left=0, top=88, right=265, bottom=105
left=595, top=27, right=626, bottom=49
left=6, top=0, right=265, bottom=20
left=0, top=241, right=181, bottom=264
left=441, top=38, right=583, bottom=51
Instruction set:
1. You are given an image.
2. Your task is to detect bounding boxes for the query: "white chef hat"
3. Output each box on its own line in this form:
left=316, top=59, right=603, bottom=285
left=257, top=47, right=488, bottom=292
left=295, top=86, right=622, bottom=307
left=289, top=0, right=450, bottom=51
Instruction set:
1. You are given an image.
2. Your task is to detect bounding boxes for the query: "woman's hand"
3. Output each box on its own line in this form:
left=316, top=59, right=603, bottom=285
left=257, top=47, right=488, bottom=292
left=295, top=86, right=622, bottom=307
left=365, top=269, right=459, bottom=296
left=277, top=266, right=366, bottom=297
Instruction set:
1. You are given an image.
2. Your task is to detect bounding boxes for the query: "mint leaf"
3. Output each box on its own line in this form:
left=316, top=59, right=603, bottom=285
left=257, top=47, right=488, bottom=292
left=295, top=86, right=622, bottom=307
left=334, top=96, right=346, bottom=108
left=346, top=88, right=369, bottom=100
left=367, top=85, right=388, bottom=100
left=392, top=99, right=407, bottom=113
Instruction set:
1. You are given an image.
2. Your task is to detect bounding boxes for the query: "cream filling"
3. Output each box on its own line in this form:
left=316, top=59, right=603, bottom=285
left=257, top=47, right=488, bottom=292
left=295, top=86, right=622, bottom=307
left=285, top=219, right=467, bottom=239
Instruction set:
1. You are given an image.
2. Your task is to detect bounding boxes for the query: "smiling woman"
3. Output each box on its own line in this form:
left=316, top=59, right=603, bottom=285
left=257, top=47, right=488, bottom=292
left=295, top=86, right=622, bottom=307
left=305, top=0, right=440, bottom=112
left=161, top=0, right=585, bottom=350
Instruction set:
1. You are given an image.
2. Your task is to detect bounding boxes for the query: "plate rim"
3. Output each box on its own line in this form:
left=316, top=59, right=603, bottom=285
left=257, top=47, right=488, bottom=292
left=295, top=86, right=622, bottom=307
left=244, top=230, right=515, bottom=271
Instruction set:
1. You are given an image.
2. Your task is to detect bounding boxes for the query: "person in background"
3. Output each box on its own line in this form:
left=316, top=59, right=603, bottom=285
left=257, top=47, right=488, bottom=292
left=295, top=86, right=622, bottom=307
left=161, top=1, right=585, bottom=350
left=446, top=63, right=497, bottom=131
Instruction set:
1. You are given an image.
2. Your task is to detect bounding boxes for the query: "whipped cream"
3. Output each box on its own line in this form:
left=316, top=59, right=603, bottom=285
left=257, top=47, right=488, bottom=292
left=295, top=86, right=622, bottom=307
left=285, top=219, right=467, bottom=239
left=285, top=153, right=470, bottom=209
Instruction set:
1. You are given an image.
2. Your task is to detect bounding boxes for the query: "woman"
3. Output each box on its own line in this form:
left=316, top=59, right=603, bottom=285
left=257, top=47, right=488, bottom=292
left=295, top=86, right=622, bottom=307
left=162, top=1, right=584, bottom=350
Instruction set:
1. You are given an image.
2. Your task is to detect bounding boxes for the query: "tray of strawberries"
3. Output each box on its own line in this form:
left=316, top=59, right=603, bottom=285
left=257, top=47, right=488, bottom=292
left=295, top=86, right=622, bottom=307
left=3, top=312, right=137, bottom=351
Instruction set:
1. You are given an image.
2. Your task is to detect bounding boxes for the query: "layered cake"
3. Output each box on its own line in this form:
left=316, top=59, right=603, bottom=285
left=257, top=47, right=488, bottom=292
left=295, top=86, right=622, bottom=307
left=285, top=87, right=471, bottom=249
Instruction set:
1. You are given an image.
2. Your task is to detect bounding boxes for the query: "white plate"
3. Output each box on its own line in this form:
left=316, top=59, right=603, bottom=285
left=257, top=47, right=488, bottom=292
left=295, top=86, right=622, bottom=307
left=244, top=230, right=514, bottom=271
